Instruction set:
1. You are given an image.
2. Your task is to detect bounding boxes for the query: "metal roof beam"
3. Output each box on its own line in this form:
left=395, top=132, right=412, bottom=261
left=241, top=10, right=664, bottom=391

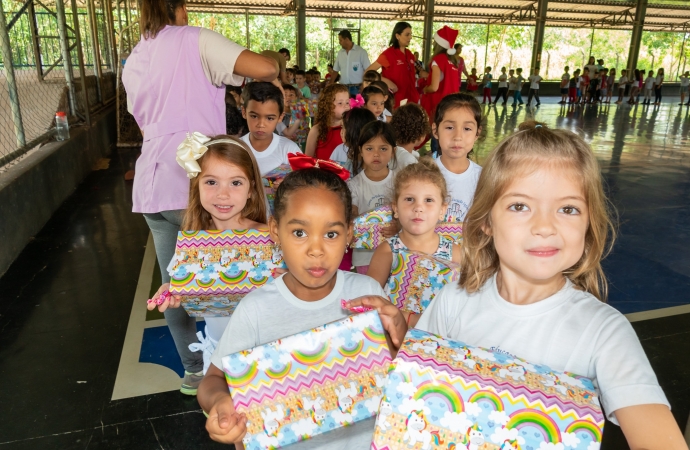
left=489, top=1, right=538, bottom=24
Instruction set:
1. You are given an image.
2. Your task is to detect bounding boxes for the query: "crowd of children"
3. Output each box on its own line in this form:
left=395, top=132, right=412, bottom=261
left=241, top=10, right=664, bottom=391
left=149, top=54, right=685, bottom=450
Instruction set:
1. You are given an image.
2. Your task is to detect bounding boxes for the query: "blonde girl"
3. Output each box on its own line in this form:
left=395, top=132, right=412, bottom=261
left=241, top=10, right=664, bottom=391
left=305, top=84, right=350, bottom=159
left=368, top=158, right=462, bottom=327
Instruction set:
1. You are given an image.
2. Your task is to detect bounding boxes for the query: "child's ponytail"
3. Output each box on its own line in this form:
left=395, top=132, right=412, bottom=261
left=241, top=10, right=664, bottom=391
left=140, top=0, right=185, bottom=39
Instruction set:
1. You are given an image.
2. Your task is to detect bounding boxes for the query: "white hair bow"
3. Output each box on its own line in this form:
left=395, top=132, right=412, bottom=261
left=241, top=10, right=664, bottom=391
left=176, top=132, right=212, bottom=178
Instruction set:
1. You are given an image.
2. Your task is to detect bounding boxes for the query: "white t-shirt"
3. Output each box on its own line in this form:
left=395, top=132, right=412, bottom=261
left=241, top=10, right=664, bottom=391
left=348, top=169, right=395, bottom=266
left=681, top=75, right=690, bottom=87
left=529, top=75, right=542, bottom=89
left=241, top=133, right=301, bottom=176
left=435, top=158, right=482, bottom=222
left=516, top=74, right=525, bottom=89
left=330, top=143, right=352, bottom=172
left=416, top=274, right=669, bottom=425
left=560, top=72, right=570, bottom=88
left=498, top=73, right=508, bottom=88
left=508, top=76, right=517, bottom=90
left=618, top=75, right=628, bottom=87
left=211, top=270, right=386, bottom=450
left=390, top=146, right=417, bottom=171
left=644, top=76, right=655, bottom=90
left=656, top=74, right=664, bottom=85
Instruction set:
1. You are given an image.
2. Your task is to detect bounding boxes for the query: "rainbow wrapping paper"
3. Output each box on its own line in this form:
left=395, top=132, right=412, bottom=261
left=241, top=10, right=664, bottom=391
left=352, top=206, right=463, bottom=249
left=222, top=311, right=392, bottom=449
left=262, top=164, right=292, bottom=215
left=372, top=328, right=604, bottom=450
left=385, top=251, right=460, bottom=314
left=167, top=230, right=286, bottom=317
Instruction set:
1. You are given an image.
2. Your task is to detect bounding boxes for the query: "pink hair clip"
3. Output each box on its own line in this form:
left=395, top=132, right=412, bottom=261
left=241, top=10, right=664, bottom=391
left=349, top=94, right=365, bottom=109
left=341, top=299, right=373, bottom=313
left=147, top=290, right=171, bottom=306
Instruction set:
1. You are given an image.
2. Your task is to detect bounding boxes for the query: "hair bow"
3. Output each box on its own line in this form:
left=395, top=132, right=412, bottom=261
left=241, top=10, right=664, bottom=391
left=176, top=132, right=211, bottom=178
left=349, top=94, right=365, bottom=109
left=288, top=152, right=350, bottom=181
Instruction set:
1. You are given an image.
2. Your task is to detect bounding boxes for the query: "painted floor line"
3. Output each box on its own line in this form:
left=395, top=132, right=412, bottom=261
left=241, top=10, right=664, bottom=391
left=111, top=232, right=181, bottom=401
left=625, top=304, right=690, bottom=323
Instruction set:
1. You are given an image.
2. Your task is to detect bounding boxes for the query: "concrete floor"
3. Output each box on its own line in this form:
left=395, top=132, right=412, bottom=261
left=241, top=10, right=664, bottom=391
left=0, top=98, right=689, bottom=449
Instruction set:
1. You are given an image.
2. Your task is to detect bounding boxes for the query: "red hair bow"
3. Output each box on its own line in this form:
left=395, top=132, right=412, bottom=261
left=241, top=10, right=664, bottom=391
left=288, top=153, right=350, bottom=181
left=349, top=94, right=365, bottom=109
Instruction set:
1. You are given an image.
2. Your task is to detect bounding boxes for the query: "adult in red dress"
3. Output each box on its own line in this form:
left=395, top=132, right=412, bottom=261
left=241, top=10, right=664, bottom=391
left=365, top=22, right=426, bottom=109
left=421, top=26, right=460, bottom=124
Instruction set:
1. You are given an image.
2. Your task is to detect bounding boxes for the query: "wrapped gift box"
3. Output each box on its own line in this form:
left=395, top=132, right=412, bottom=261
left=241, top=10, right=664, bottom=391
left=385, top=251, right=460, bottom=314
left=372, top=328, right=604, bottom=450
left=262, top=164, right=292, bottom=215
left=168, top=230, right=285, bottom=317
left=223, top=311, right=392, bottom=450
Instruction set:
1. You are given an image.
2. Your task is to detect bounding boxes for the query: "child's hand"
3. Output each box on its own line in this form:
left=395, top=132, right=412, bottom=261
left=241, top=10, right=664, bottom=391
left=343, top=296, right=407, bottom=350
left=206, top=395, right=248, bottom=444
left=381, top=222, right=400, bottom=238
left=272, top=268, right=288, bottom=277
left=146, top=283, right=182, bottom=312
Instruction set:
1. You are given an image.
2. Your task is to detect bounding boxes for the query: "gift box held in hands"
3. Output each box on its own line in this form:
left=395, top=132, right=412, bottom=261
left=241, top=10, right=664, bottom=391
left=167, top=230, right=285, bottom=317
left=385, top=251, right=460, bottom=314
left=372, top=329, right=604, bottom=450
left=262, top=164, right=292, bottom=215
left=223, top=311, right=392, bottom=450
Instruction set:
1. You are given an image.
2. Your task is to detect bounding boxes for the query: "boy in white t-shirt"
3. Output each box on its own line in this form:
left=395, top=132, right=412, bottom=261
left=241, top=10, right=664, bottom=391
left=241, top=82, right=302, bottom=175
left=527, top=68, right=542, bottom=107
left=559, top=65, right=570, bottom=104
left=643, top=70, right=655, bottom=105
left=616, top=69, right=628, bottom=104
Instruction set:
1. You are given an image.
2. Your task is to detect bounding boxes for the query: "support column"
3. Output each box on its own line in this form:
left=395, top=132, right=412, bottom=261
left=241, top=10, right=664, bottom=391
left=530, top=0, right=548, bottom=73
left=56, top=0, right=77, bottom=115
left=296, top=0, right=306, bottom=69
left=422, top=0, right=434, bottom=64
left=103, top=0, right=117, bottom=71
left=70, top=0, right=91, bottom=125
left=245, top=9, right=250, bottom=50
left=27, top=0, right=44, bottom=80
left=483, top=23, right=490, bottom=70
left=0, top=0, right=26, bottom=148
left=627, top=0, right=647, bottom=75
left=86, top=0, right=103, bottom=103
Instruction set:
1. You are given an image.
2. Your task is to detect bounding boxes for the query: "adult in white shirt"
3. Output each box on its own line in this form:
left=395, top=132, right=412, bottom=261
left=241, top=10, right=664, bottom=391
left=333, top=30, right=371, bottom=96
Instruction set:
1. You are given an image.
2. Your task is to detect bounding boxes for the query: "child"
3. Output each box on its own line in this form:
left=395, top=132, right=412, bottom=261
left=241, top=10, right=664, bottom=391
left=431, top=93, right=482, bottom=223
left=580, top=68, right=590, bottom=104
left=305, top=84, right=350, bottom=159
left=587, top=71, right=599, bottom=104
left=507, top=69, right=516, bottom=103
left=348, top=121, right=398, bottom=273
left=559, top=66, right=570, bottom=104
left=568, top=69, right=579, bottom=104
left=362, top=85, right=389, bottom=122
left=527, top=68, right=542, bottom=107
left=148, top=134, right=268, bottom=378
left=390, top=103, right=431, bottom=163
left=654, top=68, right=664, bottom=105
left=199, top=167, right=404, bottom=448
left=599, top=68, right=608, bottom=103
left=481, top=66, right=493, bottom=105
left=330, top=107, right=377, bottom=173
left=466, top=68, right=479, bottom=95
left=240, top=82, right=302, bottom=175
left=359, top=120, right=686, bottom=449
left=368, top=159, right=462, bottom=327
left=225, top=93, right=248, bottom=138
left=293, top=69, right=311, bottom=99
left=494, top=66, right=508, bottom=106
left=605, top=68, right=616, bottom=103
left=362, top=70, right=381, bottom=90
left=643, top=70, right=655, bottom=105
left=629, top=69, right=642, bottom=104
left=680, top=71, right=690, bottom=106
left=286, top=68, right=295, bottom=85
left=616, top=69, right=628, bottom=104
left=371, top=80, right=394, bottom=120
left=514, top=68, right=525, bottom=106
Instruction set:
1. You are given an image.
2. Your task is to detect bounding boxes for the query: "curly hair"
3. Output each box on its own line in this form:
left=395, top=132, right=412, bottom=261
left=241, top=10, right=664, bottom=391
left=390, top=103, right=431, bottom=145
left=315, top=84, right=349, bottom=144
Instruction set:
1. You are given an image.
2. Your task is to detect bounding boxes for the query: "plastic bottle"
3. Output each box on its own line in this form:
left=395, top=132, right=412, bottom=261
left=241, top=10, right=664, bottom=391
left=55, top=111, right=69, bottom=141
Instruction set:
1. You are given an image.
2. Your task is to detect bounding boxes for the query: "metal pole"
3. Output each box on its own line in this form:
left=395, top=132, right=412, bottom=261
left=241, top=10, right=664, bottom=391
left=589, top=28, right=595, bottom=57
left=104, top=0, right=117, bottom=71
left=422, top=0, right=434, bottom=64
left=530, top=0, right=548, bottom=73
left=56, top=0, right=77, bottom=116
left=0, top=0, right=26, bottom=147
left=297, top=0, right=306, bottom=68
left=87, top=0, right=103, bottom=102
left=483, top=23, right=490, bottom=70
left=676, top=32, right=687, bottom=80
left=70, top=0, right=91, bottom=125
left=627, top=0, right=648, bottom=75
left=245, top=9, right=250, bottom=50
left=27, top=0, right=44, bottom=80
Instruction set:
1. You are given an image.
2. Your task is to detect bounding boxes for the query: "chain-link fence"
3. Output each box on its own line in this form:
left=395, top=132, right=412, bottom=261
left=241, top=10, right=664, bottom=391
left=0, top=0, right=119, bottom=168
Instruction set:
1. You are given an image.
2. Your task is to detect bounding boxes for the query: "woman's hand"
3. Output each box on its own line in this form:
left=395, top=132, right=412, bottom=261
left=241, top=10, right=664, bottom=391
left=146, top=283, right=182, bottom=312
left=206, top=395, right=248, bottom=445
left=343, top=296, right=407, bottom=352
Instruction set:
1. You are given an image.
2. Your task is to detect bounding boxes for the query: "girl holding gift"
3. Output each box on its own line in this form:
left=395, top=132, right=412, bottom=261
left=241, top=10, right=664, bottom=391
left=147, top=133, right=269, bottom=374
left=348, top=121, right=399, bottom=274
left=197, top=165, right=406, bottom=448
left=349, top=121, right=686, bottom=448
left=367, top=158, right=462, bottom=327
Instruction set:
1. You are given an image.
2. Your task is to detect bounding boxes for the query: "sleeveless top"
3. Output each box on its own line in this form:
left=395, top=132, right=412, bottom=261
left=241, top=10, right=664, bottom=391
left=387, top=234, right=454, bottom=261
left=314, top=125, right=343, bottom=160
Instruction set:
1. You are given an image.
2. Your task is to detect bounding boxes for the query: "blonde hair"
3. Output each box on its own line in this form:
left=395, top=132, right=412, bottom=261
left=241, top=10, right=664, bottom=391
left=460, top=121, right=616, bottom=301
left=181, top=135, right=267, bottom=230
left=392, top=157, right=448, bottom=205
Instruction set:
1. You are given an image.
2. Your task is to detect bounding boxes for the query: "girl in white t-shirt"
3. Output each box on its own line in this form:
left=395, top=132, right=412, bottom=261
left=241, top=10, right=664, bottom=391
left=147, top=133, right=269, bottom=375
left=348, top=121, right=399, bottom=273
left=351, top=120, right=685, bottom=448
left=199, top=166, right=406, bottom=448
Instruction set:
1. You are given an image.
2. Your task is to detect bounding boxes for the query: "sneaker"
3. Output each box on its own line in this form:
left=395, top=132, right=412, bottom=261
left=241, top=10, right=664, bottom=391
left=180, top=370, right=204, bottom=396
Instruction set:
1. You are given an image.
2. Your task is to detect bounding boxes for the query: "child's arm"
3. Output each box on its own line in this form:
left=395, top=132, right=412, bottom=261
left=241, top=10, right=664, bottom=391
left=283, top=118, right=302, bottom=140
left=146, top=283, right=182, bottom=312
left=198, top=364, right=248, bottom=445
left=343, top=296, right=406, bottom=354
left=304, top=126, right=319, bottom=156
left=367, top=243, right=394, bottom=288
left=615, top=404, right=686, bottom=449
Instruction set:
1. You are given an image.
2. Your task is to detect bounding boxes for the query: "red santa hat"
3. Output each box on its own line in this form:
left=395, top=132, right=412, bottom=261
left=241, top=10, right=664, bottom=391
left=433, top=26, right=459, bottom=55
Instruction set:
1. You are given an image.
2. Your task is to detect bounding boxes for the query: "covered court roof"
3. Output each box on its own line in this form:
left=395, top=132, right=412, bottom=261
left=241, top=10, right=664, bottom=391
left=185, top=0, right=690, bottom=31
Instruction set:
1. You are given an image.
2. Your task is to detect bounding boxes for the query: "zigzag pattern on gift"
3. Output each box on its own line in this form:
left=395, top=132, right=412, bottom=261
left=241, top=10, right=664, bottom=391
left=230, top=348, right=391, bottom=409
left=398, top=350, right=601, bottom=418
